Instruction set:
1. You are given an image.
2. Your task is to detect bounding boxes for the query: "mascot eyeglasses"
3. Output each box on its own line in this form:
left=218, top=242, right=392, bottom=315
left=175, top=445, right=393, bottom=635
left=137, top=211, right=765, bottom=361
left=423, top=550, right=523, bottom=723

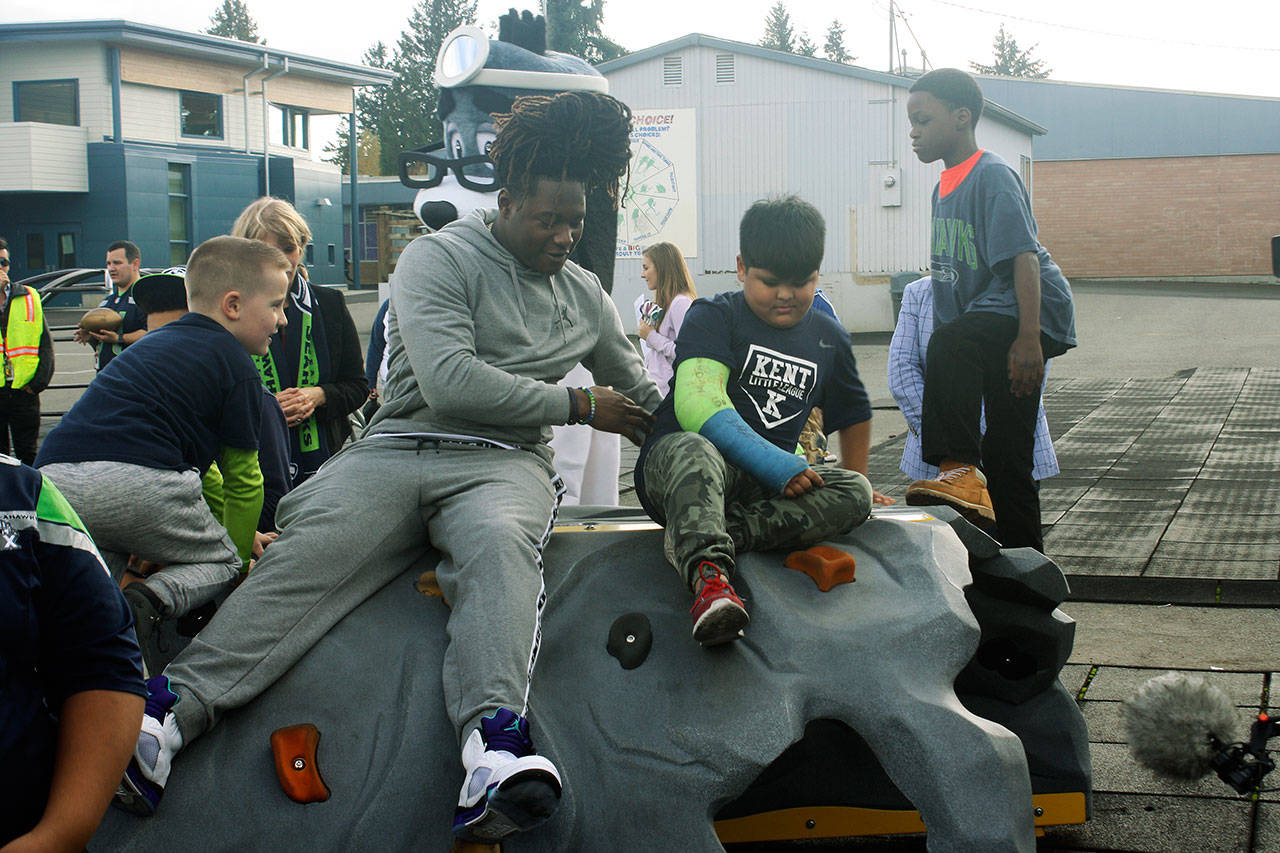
left=400, top=140, right=496, bottom=192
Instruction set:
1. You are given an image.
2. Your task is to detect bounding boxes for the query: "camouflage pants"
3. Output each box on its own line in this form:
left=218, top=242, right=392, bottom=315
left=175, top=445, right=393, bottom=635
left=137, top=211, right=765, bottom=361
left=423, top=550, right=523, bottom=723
left=641, top=431, right=873, bottom=590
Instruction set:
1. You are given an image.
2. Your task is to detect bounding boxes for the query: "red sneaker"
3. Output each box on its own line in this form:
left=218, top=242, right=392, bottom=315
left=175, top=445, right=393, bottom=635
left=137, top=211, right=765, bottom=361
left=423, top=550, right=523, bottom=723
left=690, top=562, right=748, bottom=646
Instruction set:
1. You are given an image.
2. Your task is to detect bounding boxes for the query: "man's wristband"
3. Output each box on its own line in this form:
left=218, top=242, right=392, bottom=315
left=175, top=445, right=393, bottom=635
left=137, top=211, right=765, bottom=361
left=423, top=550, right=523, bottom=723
left=581, top=387, right=596, bottom=425
left=567, top=387, right=580, bottom=424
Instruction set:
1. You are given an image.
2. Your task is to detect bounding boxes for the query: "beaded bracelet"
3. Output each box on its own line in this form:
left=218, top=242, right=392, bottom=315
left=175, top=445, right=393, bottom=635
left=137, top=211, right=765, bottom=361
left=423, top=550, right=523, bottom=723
left=581, top=386, right=596, bottom=425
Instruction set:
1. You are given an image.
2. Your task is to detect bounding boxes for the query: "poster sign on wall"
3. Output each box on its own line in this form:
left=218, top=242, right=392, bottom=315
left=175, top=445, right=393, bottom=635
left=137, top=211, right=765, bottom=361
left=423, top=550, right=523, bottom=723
left=617, top=108, right=697, bottom=259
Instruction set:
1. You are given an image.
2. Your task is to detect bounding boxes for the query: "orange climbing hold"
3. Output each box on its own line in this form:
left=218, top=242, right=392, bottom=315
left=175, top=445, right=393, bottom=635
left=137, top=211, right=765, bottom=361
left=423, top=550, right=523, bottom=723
left=270, top=723, right=330, bottom=804
left=417, top=570, right=450, bottom=606
left=784, top=545, right=857, bottom=592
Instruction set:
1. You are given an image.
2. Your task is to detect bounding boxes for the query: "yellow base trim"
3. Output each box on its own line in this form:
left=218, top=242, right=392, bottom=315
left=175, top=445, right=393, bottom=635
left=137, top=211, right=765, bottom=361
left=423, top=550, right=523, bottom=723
left=713, top=792, right=1087, bottom=843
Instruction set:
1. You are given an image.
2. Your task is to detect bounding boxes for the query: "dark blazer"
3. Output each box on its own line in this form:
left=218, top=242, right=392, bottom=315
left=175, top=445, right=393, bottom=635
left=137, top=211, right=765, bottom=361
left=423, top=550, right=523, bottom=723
left=310, top=284, right=367, bottom=452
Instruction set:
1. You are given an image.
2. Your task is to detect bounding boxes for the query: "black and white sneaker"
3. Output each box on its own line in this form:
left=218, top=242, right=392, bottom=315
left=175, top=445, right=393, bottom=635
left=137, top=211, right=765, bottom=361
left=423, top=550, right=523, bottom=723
left=453, top=708, right=562, bottom=842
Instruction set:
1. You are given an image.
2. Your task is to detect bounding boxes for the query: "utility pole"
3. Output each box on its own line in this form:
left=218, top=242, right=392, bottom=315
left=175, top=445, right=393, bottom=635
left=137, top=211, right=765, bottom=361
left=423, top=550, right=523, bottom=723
left=888, top=0, right=897, bottom=73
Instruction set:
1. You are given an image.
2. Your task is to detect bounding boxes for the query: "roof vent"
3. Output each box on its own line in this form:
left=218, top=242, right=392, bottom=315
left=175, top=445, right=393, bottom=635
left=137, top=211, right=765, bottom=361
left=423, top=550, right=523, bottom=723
left=663, top=55, right=683, bottom=86
left=715, top=53, right=735, bottom=84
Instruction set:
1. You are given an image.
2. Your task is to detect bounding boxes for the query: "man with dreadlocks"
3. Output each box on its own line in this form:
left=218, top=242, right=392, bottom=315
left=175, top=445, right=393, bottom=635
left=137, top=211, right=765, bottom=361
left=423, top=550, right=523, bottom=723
left=113, top=91, right=660, bottom=843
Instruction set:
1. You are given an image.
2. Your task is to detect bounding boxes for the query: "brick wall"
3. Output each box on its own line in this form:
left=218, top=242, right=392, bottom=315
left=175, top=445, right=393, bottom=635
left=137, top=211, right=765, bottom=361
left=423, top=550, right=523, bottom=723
left=1032, top=153, right=1280, bottom=278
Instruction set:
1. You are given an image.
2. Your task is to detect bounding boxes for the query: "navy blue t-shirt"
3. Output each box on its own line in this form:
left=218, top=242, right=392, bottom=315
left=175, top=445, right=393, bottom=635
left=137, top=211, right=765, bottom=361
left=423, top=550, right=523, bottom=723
left=930, top=150, right=1076, bottom=347
left=0, top=459, right=145, bottom=842
left=37, top=313, right=262, bottom=473
left=95, top=286, right=147, bottom=371
left=642, top=290, right=871, bottom=464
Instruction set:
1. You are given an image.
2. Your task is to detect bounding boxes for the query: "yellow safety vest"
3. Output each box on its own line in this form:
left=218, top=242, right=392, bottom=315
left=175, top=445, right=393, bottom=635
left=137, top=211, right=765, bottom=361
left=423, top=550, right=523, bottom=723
left=3, top=286, right=44, bottom=389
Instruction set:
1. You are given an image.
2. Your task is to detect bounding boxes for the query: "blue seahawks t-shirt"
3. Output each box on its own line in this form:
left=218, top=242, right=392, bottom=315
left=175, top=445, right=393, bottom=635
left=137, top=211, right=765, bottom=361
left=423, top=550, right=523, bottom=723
left=641, top=290, right=871, bottom=470
left=930, top=150, right=1076, bottom=348
left=95, top=286, right=147, bottom=371
left=37, top=313, right=262, bottom=474
left=0, top=460, right=145, bottom=842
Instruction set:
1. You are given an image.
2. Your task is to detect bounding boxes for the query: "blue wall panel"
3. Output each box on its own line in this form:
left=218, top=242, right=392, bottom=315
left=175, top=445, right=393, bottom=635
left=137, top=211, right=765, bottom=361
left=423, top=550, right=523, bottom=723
left=289, top=166, right=344, bottom=285
left=2, top=143, right=346, bottom=285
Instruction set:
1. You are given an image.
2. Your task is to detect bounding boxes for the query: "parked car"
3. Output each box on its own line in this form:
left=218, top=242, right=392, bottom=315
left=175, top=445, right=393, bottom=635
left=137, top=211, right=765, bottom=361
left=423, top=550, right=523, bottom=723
left=17, top=268, right=111, bottom=301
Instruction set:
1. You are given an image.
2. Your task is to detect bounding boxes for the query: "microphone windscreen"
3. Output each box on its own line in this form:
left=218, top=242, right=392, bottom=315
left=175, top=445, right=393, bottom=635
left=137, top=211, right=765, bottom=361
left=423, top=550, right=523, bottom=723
left=1123, top=671, right=1237, bottom=780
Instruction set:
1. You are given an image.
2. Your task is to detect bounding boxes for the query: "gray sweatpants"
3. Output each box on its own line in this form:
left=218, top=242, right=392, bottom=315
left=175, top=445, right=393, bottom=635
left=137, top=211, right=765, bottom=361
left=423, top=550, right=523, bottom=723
left=163, top=434, right=563, bottom=747
left=39, top=461, right=242, bottom=616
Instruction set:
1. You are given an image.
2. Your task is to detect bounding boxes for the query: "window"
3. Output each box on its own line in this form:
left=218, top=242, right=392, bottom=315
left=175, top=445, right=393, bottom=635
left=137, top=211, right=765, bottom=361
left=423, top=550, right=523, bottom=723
left=346, top=210, right=378, bottom=262
left=271, top=105, right=310, bottom=149
left=57, top=232, right=77, bottom=268
left=180, top=91, right=223, bottom=138
left=1019, top=154, right=1033, bottom=199
left=327, top=244, right=336, bottom=265
left=168, top=164, right=192, bottom=267
left=662, top=56, right=683, bottom=87
left=13, top=79, right=78, bottom=125
left=305, top=244, right=315, bottom=265
left=715, top=54, right=735, bottom=84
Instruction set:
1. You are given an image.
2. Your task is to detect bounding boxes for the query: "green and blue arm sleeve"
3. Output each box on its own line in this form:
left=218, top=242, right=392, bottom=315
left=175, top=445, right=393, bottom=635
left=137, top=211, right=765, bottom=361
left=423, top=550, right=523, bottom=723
left=217, top=445, right=264, bottom=571
left=673, top=357, right=808, bottom=494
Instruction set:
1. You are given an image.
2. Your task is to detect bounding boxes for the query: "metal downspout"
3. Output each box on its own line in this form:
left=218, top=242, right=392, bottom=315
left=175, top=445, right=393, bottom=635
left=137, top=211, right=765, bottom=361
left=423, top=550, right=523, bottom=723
left=260, top=57, right=289, bottom=196
left=348, top=89, right=360, bottom=289
left=243, top=52, right=270, bottom=156
left=109, top=47, right=122, bottom=143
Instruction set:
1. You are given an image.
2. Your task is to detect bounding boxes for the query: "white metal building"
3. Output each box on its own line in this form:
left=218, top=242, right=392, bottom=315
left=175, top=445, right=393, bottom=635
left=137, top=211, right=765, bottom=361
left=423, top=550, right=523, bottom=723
left=600, top=35, right=1044, bottom=332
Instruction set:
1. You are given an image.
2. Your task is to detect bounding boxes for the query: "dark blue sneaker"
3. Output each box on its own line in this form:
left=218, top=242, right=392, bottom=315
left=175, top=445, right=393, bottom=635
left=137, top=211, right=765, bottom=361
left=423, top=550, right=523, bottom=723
left=453, top=708, right=562, bottom=842
left=114, top=676, right=183, bottom=815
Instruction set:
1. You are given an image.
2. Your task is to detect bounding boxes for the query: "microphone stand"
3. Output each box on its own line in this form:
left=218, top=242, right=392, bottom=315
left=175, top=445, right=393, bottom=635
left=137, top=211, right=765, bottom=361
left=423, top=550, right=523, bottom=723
left=1209, top=713, right=1279, bottom=795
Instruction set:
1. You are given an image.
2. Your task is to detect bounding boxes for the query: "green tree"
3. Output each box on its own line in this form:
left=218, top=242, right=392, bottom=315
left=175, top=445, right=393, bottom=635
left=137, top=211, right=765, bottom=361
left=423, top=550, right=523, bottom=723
left=323, top=42, right=391, bottom=175
left=796, top=32, right=817, bottom=58
left=329, top=0, right=478, bottom=176
left=543, top=0, right=626, bottom=64
left=760, top=2, right=795, bottom=53
left=969, top=24, right=1050, bottom=78
left=823, top=19, right=853, bottom=63
left=205, top=0, right=264, bottom=44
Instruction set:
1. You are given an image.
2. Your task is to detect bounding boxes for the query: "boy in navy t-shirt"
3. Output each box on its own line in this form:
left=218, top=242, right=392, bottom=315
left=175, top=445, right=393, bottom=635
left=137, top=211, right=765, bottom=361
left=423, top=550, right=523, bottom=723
left=37, top=236, right=291, bottom=673
left=131, top=268, right=293, bottom=536
left=636, top=196, right=876, bottom=646
left=902, top=69, right=1076, bottom=552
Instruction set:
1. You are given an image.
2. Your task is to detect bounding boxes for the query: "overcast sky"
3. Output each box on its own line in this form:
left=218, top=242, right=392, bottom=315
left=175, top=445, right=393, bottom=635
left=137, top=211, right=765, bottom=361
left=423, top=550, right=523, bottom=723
left=8, top=0, right=1278, bottom=156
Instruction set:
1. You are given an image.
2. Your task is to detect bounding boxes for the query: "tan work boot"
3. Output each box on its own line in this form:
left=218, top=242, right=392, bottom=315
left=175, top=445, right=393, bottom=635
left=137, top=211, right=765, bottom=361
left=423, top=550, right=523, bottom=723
left=906, top=464, right=996, bottom=523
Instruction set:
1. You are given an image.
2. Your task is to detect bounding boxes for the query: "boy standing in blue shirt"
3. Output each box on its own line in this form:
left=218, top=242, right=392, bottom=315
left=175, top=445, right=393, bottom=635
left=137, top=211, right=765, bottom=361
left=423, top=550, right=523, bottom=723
left=636, top=196, right=876, bottom=646
left=903, top=69, right=1076, bottom=552
left=37, top=237, right=291, bottom=672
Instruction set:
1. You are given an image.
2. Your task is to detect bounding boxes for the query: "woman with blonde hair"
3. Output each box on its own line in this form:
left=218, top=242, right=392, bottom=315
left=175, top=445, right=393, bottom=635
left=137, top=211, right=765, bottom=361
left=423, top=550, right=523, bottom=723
left=231, top=197, right=367, bottom=484
left=636, top=242, right=696, bottom=396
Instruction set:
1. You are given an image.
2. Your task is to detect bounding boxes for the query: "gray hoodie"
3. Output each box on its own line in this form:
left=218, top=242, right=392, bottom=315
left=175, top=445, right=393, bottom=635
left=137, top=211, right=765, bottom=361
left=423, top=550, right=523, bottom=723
left=368, top=209, right=660, bottom=460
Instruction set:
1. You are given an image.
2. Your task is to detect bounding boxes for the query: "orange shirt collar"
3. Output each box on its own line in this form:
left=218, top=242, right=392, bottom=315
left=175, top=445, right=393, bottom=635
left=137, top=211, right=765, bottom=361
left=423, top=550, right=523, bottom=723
left=939, top=149, right=984, bottom=198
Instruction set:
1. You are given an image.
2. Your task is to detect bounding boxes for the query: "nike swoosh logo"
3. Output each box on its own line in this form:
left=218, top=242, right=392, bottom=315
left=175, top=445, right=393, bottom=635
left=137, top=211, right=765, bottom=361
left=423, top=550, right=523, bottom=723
left=818, top=340, right=834, bottom=349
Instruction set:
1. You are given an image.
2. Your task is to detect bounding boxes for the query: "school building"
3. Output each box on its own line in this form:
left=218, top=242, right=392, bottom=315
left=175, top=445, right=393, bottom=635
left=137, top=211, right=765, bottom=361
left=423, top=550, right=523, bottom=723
left=974, top=76, right=1280, bottom=282
left=599, top=34, right=1045, bottom=332
left=0, top=20, right=394, bottom=285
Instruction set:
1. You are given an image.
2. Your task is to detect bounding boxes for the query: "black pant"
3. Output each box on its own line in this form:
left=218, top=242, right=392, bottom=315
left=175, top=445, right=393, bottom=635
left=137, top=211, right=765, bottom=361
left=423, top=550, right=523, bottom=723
left=921, top=311, right=1067, bottom=552
left=0, top=388, right=40, bottom=466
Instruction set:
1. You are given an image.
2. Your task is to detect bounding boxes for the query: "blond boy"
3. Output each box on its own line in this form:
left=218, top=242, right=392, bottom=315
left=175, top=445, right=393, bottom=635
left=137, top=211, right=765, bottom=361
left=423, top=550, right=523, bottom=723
left=37, top=236, right=290, bottom=675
